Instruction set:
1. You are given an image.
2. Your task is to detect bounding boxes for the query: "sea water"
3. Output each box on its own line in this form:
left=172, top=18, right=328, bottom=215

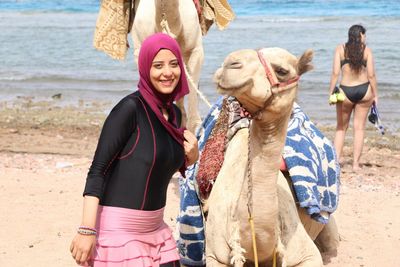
left=0, top=0, right=399, bottom=132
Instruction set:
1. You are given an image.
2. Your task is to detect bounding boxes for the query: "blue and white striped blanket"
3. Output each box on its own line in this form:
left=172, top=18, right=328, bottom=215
left=177, top=97, right=223, bottom=266
left=177, top=98, right=340, bottom=266
left=283, top=103, right=340, bottom=223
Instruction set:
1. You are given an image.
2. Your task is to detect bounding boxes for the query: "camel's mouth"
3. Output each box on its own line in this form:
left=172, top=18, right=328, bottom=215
left=216, top=78, right=254, bottom=95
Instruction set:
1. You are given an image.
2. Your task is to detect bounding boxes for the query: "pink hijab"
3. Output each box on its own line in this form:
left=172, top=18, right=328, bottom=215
left=137, top=33, right=189, bottom=148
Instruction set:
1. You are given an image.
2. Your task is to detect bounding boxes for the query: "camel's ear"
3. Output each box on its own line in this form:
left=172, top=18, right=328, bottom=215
left=297, top=49, right=314, bottom=76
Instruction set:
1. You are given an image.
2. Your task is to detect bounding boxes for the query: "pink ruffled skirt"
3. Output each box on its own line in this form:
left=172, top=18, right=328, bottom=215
left=90, top=205, right=179, bottom=267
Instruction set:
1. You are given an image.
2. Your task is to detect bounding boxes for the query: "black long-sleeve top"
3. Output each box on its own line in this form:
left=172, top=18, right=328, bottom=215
left=83, top=92, right=184, bottom=211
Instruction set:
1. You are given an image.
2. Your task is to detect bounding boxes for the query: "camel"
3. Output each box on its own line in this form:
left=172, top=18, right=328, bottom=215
left=131, top=0, right=204, bottom=132
left=205, top=47, right=338, bottom=266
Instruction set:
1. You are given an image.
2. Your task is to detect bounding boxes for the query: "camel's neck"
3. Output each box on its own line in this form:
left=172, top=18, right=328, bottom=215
left=247, top=108, right=292, bottom=232
left=240, top=109, right=292, bottom=258
left=155, top=0, right=182, bottom=35
left=250, top=110, right=291, bottom=178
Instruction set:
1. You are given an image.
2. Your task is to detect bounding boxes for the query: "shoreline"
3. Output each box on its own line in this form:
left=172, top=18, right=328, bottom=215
left=1, top=97, right=398, bottom=154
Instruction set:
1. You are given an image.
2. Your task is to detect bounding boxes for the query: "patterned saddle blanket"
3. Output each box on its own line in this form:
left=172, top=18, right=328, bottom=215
left=177, top=97, right=340, bottom=266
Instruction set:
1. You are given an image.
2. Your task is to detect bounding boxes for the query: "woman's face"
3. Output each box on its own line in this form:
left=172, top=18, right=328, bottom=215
left=150, top=49, right=181, bottom=94
left=360, top=33, right=366, bottom=44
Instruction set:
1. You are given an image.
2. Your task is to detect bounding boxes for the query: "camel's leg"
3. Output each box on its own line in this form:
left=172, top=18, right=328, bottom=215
left=206, top=217, right=238, bottom=267
left=176, top=98, right=187, bottom=128
left=283, top=171, right=339, bottom=255
left=206, top=256, right=231, bottom=267
left=297, top=207, right=325, bottom=240
left=206, top=235, right=234, bottom=267
left=277, top=173, right=323, bottom=267
left=314, top=215, right=339, bottom=253
left=184, top=45, right=204, bottom=133
left=130, top=0, right=156, bottom=64
left=283, top=227, right=323, bottom=267
left=130, top=28, right=141, bottom=65
left=282, top=171, right=326, bottom=241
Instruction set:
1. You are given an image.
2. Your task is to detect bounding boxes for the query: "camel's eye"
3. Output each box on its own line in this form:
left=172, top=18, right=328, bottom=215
left=275, top=67, right=289, bottom=76
left=224, top=61, right=243, bottom=69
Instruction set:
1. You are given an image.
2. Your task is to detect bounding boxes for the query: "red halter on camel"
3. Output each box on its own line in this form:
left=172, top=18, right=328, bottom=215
left=250, top=49, right=301, bottom=120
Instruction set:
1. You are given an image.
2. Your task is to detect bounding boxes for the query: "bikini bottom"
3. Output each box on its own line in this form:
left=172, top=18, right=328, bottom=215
left=340, top=82, right=370, bottom=104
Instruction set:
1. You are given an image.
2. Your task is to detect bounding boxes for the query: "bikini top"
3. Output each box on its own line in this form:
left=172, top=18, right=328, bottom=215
left=340, top=58, right=367, bottom=68
left=341, top=44, right=367, bottom=68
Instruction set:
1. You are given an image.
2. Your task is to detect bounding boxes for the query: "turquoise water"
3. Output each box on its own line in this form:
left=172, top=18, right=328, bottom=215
left=0, top=1, right=399, bottom=132
left=1, top=0, right=400, bottom=16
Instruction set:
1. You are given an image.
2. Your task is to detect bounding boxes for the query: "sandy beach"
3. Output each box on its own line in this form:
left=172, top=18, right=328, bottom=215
left=0, top=97, right=399, bottom=267
left=1, top=0, right=400, bottom=266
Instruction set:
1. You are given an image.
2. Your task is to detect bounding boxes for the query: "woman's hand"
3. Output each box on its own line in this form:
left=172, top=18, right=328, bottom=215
left=183, top=130, right=199, bottom=166
left=70, top=234, right=96, bottom=266
left=373, top=95, right=378, bottom=105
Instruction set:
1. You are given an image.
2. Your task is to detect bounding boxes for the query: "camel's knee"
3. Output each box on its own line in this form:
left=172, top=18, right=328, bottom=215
left=205, top=235, right=233, bottom=267
left=295, top=257, right=323, bottom=267
left=206, top=255, right=231, bottom=267
left=315, top=215, right=339, bottom=253
left=297, top=208, right=325, bottom=240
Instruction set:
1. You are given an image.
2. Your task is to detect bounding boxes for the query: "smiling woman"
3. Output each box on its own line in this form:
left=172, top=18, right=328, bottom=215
left=150, top=49, right=182, bottom=95
left=69, top=33, right=199, bottom=267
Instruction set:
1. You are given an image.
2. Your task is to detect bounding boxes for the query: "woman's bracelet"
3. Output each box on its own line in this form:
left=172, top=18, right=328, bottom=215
left=78, top=226, right=97, bottom=232
left=77, top=229, right=97, bottom=236
left=77, top=226, right=97, bottom=236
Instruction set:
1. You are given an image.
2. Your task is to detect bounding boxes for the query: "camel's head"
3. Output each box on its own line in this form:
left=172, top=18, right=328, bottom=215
left=214, top=47, right=313, bottom=120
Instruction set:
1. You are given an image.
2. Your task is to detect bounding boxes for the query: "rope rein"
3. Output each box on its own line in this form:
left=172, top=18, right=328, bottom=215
left=246, top=121, right=259, bottom=267
left=246, top=117, right=277, bottom=267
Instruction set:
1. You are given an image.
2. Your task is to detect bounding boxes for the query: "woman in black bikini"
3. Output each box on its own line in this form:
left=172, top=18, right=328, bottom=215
left=328, top=24, right=378, bottom=171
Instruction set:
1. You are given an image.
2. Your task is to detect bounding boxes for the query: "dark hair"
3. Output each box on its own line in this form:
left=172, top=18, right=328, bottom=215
left=345, top=24, right=366, bottom=74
